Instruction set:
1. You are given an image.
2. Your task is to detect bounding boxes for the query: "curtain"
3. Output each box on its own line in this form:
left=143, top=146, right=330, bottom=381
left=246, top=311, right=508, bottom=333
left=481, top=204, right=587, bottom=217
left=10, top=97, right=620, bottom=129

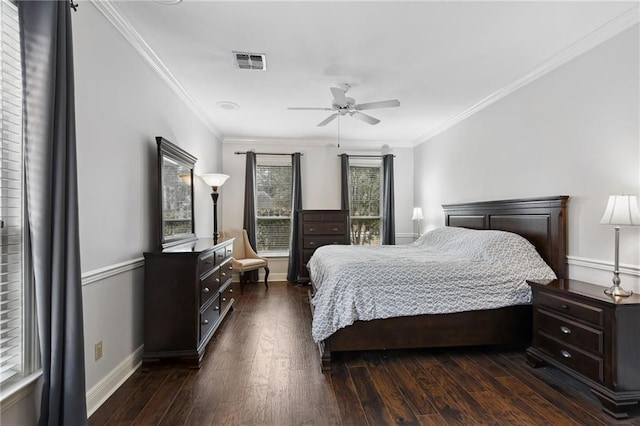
left=286, top=153, right=302, bottom=282
left=339, top=154, right=351, bottom=243
left=339, top=154, right=349, bottom=211
left=18, top=1, right=87, bottom=424
left=242, top=151, right=259, bottom=282
left=382, top=154, right=396, bottom=245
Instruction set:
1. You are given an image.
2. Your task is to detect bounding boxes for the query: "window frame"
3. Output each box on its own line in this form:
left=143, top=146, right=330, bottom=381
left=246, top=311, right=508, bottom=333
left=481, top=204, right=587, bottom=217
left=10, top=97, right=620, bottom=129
left=0, top=0, right=41, bottom=406
left=348, top=158, right=383, bottom=246
left=255, top=156, right=293, bottom=256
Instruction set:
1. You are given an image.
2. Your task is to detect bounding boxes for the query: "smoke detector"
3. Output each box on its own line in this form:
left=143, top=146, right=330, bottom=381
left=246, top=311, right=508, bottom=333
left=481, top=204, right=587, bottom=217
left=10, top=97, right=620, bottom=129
left=233, top=52, right=267, bottom=71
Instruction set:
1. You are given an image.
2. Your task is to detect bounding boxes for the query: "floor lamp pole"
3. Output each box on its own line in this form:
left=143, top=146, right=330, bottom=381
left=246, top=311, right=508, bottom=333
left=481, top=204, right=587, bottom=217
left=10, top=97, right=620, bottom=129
left=212, top=192, right=219, bottom=245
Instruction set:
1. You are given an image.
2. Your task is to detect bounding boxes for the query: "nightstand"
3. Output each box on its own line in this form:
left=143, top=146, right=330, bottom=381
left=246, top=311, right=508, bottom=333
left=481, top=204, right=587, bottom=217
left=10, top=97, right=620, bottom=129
left=527, top=278, right=640, bottom=419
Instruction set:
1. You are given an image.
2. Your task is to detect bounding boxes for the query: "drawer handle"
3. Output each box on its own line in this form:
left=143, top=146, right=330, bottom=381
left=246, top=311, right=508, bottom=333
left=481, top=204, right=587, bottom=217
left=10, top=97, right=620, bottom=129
left=332, top=228, right=339, bottom=231
left=229, top=288, right=233, bottom=293
left=204, top=260, right=213, bottom=265
left=215, top=278, right=220, bottom=283
left=560, top=326, right=571, bottom=335
left=309, top=228, right=316, bottom=232
left=228, top=266, right=233, bottom=271
left=560, top=350, right=572, bottom=359
left=203, top=287, right=210, bottom=293
left=561, top=304, right=569, bottom=310
left=217, top=253, right=223, bottom=258
left=309, top=242, right=316, bottom=246
left=222, top=272, right=226, bottom=277
left=222, top=297, right=226, bottom=302
left=214, top=305, right=219, bottom=311
left=202, top=319, right=209, bottom=325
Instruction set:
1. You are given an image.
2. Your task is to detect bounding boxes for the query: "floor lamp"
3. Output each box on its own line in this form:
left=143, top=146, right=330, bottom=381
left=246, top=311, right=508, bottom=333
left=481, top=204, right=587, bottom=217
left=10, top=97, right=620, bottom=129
left=201, top=173, right=230, bottom=244
left=599, top=194, right=640, bottom=297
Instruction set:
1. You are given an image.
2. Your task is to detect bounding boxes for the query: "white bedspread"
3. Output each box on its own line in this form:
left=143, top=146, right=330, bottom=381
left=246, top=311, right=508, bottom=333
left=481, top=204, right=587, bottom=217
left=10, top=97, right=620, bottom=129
left=308, top=226, right=556, bottom=343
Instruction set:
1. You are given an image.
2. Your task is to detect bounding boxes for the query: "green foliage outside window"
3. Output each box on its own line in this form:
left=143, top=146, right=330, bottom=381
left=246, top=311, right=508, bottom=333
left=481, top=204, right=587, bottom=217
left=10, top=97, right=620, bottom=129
left=349, top=164, right=382, bottom=245
left=256, top=164, right=292, bottom=253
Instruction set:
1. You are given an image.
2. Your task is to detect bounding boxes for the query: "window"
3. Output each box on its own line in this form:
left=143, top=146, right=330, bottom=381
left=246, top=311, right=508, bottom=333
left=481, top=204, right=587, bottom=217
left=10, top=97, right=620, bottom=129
left=256, top=160, right=292, bottom=255
left=0, top=0, right=38, bottom=398
left=349, top=162, right=382, bottom=245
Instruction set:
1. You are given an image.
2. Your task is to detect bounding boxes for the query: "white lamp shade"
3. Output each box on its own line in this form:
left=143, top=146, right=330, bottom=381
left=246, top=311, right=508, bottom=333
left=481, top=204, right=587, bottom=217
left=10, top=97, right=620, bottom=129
left=600, top=195, right=640, bottom=226
left=411, top=207, right=424, bottom=221
left=200, top=173, right=229, bottom=189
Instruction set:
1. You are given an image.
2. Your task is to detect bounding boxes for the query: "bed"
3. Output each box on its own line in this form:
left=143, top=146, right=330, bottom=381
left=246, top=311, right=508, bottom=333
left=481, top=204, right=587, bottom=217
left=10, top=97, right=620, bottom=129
left=308, top=196, right=568, bottom=371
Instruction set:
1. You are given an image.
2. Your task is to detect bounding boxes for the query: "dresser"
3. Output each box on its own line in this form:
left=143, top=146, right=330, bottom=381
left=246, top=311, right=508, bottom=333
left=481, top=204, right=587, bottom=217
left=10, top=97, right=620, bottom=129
left=142, top=238, right=237, bottom=368
left=527, top=278, right=640, bottom=419
left=297, top=210, right=350, bottom=283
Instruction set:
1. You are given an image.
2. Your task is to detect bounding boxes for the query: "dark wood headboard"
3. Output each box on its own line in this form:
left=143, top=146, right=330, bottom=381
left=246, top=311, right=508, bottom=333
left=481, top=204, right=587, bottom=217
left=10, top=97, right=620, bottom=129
left=442, top=196, right=569, bottom=278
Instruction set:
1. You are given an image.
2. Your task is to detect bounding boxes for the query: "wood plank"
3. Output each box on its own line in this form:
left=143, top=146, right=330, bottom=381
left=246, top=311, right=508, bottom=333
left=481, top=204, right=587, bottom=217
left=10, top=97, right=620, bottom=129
left=330, top=360, right=369, bottom=426
left=132, top=369, right=190, bottom=425
left=381, top=352, right=438, bottom=416
left=349, top=365, right=396, bottom=425
left=363, top=354, right=419, bottom=425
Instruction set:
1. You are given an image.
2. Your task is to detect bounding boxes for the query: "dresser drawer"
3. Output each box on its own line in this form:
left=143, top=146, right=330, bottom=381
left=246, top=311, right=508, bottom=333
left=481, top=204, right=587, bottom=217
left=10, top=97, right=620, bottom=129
left=303, top=236, right=346, bottom=249
left=198, top=252, right=216, bottom=276
left=537, top=308, right=603, bottom=355
left=200, top=268, right=221, bottom=307
left=200, top=296, right=220, bottom=342
left=219, top=258, right=233, bottom=284
left=219, top=281, right=236, bottom=313
left=303, top=222, right=346, bottom=235
left=537, top=332, right=603, bottom=383
left=537, top=292, right=604, bottom=327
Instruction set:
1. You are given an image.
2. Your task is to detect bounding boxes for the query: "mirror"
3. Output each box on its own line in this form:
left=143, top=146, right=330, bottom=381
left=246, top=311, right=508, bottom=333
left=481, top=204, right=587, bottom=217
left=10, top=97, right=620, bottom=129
left=156, top=137, right=197, bottom=248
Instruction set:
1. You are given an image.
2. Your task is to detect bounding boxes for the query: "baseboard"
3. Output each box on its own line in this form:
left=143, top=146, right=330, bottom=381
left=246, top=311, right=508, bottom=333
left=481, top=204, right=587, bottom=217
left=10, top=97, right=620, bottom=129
left=86, top=345, right=144, bottom=417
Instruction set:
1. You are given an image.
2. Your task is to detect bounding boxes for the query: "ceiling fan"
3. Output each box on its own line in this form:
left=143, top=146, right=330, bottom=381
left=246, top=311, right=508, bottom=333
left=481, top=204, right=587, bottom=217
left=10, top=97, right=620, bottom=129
left=287, top=84, right=400, bottom=126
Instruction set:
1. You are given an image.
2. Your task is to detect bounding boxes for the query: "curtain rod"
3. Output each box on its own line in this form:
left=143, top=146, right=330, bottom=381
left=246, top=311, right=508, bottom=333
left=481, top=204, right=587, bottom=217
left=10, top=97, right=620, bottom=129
left=337, top=154, right=395, bottom=158
left=235, top=152, right=303, bottom=156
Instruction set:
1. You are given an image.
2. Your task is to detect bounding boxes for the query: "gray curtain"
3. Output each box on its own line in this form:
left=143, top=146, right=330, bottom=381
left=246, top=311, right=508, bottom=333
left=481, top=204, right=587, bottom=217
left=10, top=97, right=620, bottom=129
left=339, top=154, right=351, bottom=243
left=382, top=154, right=396, bottom=245
left=339, top=154, right=349, bottom=211
left=18, top=1, right=87, bottom=425
left=242, top=151, right=259, bottom=282
left=286, top=153, right=302, bottom=282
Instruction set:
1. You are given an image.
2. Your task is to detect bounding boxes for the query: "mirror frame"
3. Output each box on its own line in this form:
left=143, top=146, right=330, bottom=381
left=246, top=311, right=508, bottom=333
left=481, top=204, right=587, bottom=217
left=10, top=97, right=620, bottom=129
left=156, top=136, right=197, bottom=248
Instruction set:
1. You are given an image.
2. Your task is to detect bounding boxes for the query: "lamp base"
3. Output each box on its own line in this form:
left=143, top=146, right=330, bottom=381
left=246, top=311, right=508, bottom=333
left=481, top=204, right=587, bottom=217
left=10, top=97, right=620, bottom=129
left=604, top=285, right=633, bottom=297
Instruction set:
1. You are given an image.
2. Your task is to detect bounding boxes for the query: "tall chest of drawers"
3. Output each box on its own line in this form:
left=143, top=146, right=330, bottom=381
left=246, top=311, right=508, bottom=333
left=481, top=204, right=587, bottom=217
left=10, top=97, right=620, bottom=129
left=143, top=238, right=237, bottom=367
left=527, top=279, right=640, bottom=419
left=297, top=210, right=350, bottom=283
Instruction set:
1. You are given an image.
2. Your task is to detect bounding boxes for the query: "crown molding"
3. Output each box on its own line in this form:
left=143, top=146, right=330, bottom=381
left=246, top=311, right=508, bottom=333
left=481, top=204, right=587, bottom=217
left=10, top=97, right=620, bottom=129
left=410, top=5, right=640, bottom=147
left=89, top=0, right=224, bottom=142
left=223, top=136, right=414, bottom=149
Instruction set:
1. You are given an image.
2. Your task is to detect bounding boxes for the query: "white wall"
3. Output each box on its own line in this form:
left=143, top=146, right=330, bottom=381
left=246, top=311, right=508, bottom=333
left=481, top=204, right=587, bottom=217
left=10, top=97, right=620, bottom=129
left=1, top=3, right=225, bottom=424
left=221, top=141, right=415, bottom=280
left=413, top=25, right=640, bottom=292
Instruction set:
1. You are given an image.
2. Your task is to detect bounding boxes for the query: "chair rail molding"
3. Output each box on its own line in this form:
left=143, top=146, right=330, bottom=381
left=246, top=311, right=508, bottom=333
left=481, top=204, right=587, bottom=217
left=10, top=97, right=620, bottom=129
left=82, top=257, right=145, bottom=287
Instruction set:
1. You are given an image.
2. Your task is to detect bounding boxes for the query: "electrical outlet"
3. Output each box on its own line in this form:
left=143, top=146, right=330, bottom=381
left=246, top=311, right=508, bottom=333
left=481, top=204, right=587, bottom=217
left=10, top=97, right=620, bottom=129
left=94, top=341, right=103, bottom=361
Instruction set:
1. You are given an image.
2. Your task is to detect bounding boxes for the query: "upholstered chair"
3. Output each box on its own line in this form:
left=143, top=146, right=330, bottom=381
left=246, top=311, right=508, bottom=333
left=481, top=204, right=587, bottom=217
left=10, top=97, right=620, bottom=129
left=221, top=229, right=269, bottom=290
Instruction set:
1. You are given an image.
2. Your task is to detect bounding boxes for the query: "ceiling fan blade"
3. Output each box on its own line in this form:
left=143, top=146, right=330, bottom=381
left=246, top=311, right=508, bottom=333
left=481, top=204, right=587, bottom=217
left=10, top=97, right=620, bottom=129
left=355, top=99, right=400, bottom=110
left=287, top=107, right=334, bottom=111
left=317, top=113, right=338, bottom=127
left=330, top=87, right=347, bottom=106
left=351, top=111, right=380, bottom=125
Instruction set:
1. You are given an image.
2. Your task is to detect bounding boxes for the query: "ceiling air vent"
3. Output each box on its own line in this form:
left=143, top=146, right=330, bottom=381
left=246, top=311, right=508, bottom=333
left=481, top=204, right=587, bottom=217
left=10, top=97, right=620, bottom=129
left=233, top=52, right=267, bottom=71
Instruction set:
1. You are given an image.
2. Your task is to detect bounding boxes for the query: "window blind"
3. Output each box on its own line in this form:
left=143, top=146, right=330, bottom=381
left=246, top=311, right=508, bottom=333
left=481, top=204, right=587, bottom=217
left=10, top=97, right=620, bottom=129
left=0, top=0, right=23, bottom=385
left=349, top=164, right=382, bottom=246
left=256, top=163, right=292, bottom=253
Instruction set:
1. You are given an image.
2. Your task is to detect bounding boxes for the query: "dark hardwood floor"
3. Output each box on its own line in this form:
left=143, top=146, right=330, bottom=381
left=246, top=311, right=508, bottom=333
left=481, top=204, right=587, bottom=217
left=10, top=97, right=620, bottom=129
left=89, top=282, right=640, bottom=426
